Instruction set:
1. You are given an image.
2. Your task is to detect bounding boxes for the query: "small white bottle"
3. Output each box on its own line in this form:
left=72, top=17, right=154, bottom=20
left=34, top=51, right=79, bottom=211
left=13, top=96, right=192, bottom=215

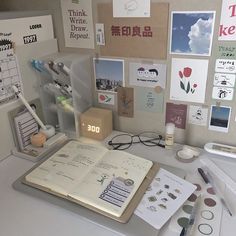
left=165, top=123, right=175, bottom=149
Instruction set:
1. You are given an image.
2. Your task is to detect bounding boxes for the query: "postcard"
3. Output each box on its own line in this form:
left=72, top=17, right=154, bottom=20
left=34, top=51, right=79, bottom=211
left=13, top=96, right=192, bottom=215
left=215, top=59, right=236, bottom=74
left=219, top=0, right=236, bottom=41
left=213, top=73, right=235, bottom=87
left=97, top=93, right=115, bottom=105
left=170, top=58, right=209, bottom=103
left=117, top=87, right=134, bottom=117
left=93, top=58, right=124, bottom=93
left=170, top=11, right=215, bottom=56
left=129, top=62, right=167, bottom=89
left=188, top=105, right=208, bottom=126
left=209, top=105, right=231, bottom=133
left=61, top=0, right=94, bottom=49
left=166, top=103, right=187, bottom=129
left=135, top=87, right=164, bottom=113
left=212, top=87, right=234, bottom=101
left=113, top=0, right=150, bottom=17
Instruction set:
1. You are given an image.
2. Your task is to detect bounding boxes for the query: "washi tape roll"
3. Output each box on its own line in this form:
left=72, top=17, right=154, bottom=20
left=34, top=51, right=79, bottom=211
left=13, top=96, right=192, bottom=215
left=176, top=145, right=200, bottom=163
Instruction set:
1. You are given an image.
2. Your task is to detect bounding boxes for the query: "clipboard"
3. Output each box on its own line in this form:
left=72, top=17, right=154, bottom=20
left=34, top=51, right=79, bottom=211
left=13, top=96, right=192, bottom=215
left=20, top=140, right=160, bottom=223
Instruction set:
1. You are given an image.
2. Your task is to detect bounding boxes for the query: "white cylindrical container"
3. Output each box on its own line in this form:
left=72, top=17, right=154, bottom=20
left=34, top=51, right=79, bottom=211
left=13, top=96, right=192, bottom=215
left=165, top=123, right=175, bottom=149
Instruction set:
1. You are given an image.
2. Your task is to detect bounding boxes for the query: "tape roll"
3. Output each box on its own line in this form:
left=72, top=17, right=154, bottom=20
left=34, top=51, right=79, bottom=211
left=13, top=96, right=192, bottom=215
left=176, top=145, right=200, bottom=163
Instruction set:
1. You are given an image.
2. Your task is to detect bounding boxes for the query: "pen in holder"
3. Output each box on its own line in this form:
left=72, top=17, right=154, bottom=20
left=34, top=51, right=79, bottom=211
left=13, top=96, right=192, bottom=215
left=12, top=85, right=55, bottom=139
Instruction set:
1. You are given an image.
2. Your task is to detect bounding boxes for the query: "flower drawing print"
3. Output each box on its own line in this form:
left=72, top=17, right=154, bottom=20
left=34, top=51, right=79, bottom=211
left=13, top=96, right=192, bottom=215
left=170, top=58, right=209, bottom=103
left=179, top=67, right=198, bottom=94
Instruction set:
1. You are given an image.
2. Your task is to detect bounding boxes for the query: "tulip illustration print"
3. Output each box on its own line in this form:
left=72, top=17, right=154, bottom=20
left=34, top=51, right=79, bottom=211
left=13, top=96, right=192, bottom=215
left=179, top=67, right=197, bottom=94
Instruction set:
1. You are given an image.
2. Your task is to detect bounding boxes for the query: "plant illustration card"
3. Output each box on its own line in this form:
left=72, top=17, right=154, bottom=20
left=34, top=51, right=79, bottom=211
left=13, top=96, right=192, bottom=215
left=93, top=58, right=124, bottom=93
left=218, top=0, right=236, bottom=41
left=135, top=87, right=164, bottom=113
left=215, top=59, right=236, bottom=74
left=117, top=87, right=134, bottom=117
left=61, top=0, right=95, bottom=49
left=188, top=105, right=208, bottom=126
left=209, top=105, right=231, bottom=133
left=170, top=11, right=215, bottom=56
left=98, top=93, right=115, bottom=105
left=213, top=73, right=235, bottom=87
left=212, top=87, right=234, bottom=101
left=113, top=0, right=150, bottom=17
left=129, top=62, right=167, bottom=89
left=165, top=103, right=187, bottom=129
left=170, top=58, right=209, bottom=103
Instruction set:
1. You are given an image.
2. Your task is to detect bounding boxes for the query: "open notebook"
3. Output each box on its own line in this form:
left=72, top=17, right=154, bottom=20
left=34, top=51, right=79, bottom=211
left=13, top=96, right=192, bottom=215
left=23, top=140, right=159, bottom=222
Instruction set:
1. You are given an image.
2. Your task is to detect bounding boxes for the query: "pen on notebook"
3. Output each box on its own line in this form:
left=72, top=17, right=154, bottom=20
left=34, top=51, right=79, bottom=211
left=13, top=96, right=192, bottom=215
left=180, top=194, right=201, bottom=236
left=198, top=168, right=233, bottom=217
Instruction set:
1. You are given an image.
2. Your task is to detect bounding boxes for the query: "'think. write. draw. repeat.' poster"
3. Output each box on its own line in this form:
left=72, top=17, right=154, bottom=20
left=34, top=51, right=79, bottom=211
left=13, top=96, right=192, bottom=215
left=61, top=0, right=95, bottom=49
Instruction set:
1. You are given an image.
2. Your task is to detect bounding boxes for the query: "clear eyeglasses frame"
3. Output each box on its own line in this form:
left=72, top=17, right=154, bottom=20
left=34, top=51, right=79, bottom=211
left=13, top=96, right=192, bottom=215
left=108, top=132, right=164, bottom=150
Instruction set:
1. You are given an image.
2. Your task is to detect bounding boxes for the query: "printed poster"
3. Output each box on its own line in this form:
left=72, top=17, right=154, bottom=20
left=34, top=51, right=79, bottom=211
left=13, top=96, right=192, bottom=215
left=188, top=105, right=208, bottom=126
left=113, top=0, right=150, bottom=17
left=170, top=11, right=215, bottom=56
left=170, top=58, right=209, bottom=104
left=0, top=15, right=54, bottom=46
left=136, top=87, right=164, bottom=113
left=61, top=0, right=95, bottom=49
left=166, top=103, right=187, bottom=129
left=219, top=0, right=236, bottom=41
left=129, top=62, right=166, bottom=89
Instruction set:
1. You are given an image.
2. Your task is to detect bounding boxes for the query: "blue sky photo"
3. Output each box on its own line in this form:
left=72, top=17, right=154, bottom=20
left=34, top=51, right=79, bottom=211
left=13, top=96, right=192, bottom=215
left=211, top=106, right=230, bottom=121
left=171, top=12, right=215, bottom=55
left=94, top=59, right=124, bottom=82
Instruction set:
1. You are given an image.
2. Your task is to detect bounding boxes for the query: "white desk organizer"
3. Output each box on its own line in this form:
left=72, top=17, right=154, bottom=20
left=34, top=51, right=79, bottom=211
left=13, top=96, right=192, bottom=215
left=36, top=53, right=93, bottom=139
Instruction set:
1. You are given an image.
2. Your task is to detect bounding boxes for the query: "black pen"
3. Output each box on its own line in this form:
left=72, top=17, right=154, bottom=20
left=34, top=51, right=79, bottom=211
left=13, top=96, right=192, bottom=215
left=198, top=167, right=233, bottom=217
left=197, top=168, right=209, bottom=184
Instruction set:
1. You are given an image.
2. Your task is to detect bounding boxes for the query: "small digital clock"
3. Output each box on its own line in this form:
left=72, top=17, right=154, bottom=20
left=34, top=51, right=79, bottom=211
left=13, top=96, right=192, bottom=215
left=80, top=107, right=112, bottom=140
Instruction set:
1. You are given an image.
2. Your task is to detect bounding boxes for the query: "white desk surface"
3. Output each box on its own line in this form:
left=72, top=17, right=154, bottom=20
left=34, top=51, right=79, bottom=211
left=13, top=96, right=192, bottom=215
left=1, top=133, right=236, bottom=236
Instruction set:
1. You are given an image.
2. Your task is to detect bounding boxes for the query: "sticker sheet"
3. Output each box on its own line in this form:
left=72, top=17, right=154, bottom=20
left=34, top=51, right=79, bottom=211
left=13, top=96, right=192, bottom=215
left=170, top=58, right=209, bottom=103
left=135, top=168, right=196, bottom=230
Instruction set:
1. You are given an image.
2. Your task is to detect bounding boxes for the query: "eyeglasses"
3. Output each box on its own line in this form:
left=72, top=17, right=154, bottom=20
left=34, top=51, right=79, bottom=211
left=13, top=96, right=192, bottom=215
left=108, top=132, right=164, bottom=150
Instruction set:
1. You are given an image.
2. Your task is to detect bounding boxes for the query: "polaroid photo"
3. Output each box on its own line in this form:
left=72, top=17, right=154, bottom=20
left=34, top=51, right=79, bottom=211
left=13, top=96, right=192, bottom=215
left=209, top=105, right=231, bottom=133
left=93, top=58, right=124, bottom=93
